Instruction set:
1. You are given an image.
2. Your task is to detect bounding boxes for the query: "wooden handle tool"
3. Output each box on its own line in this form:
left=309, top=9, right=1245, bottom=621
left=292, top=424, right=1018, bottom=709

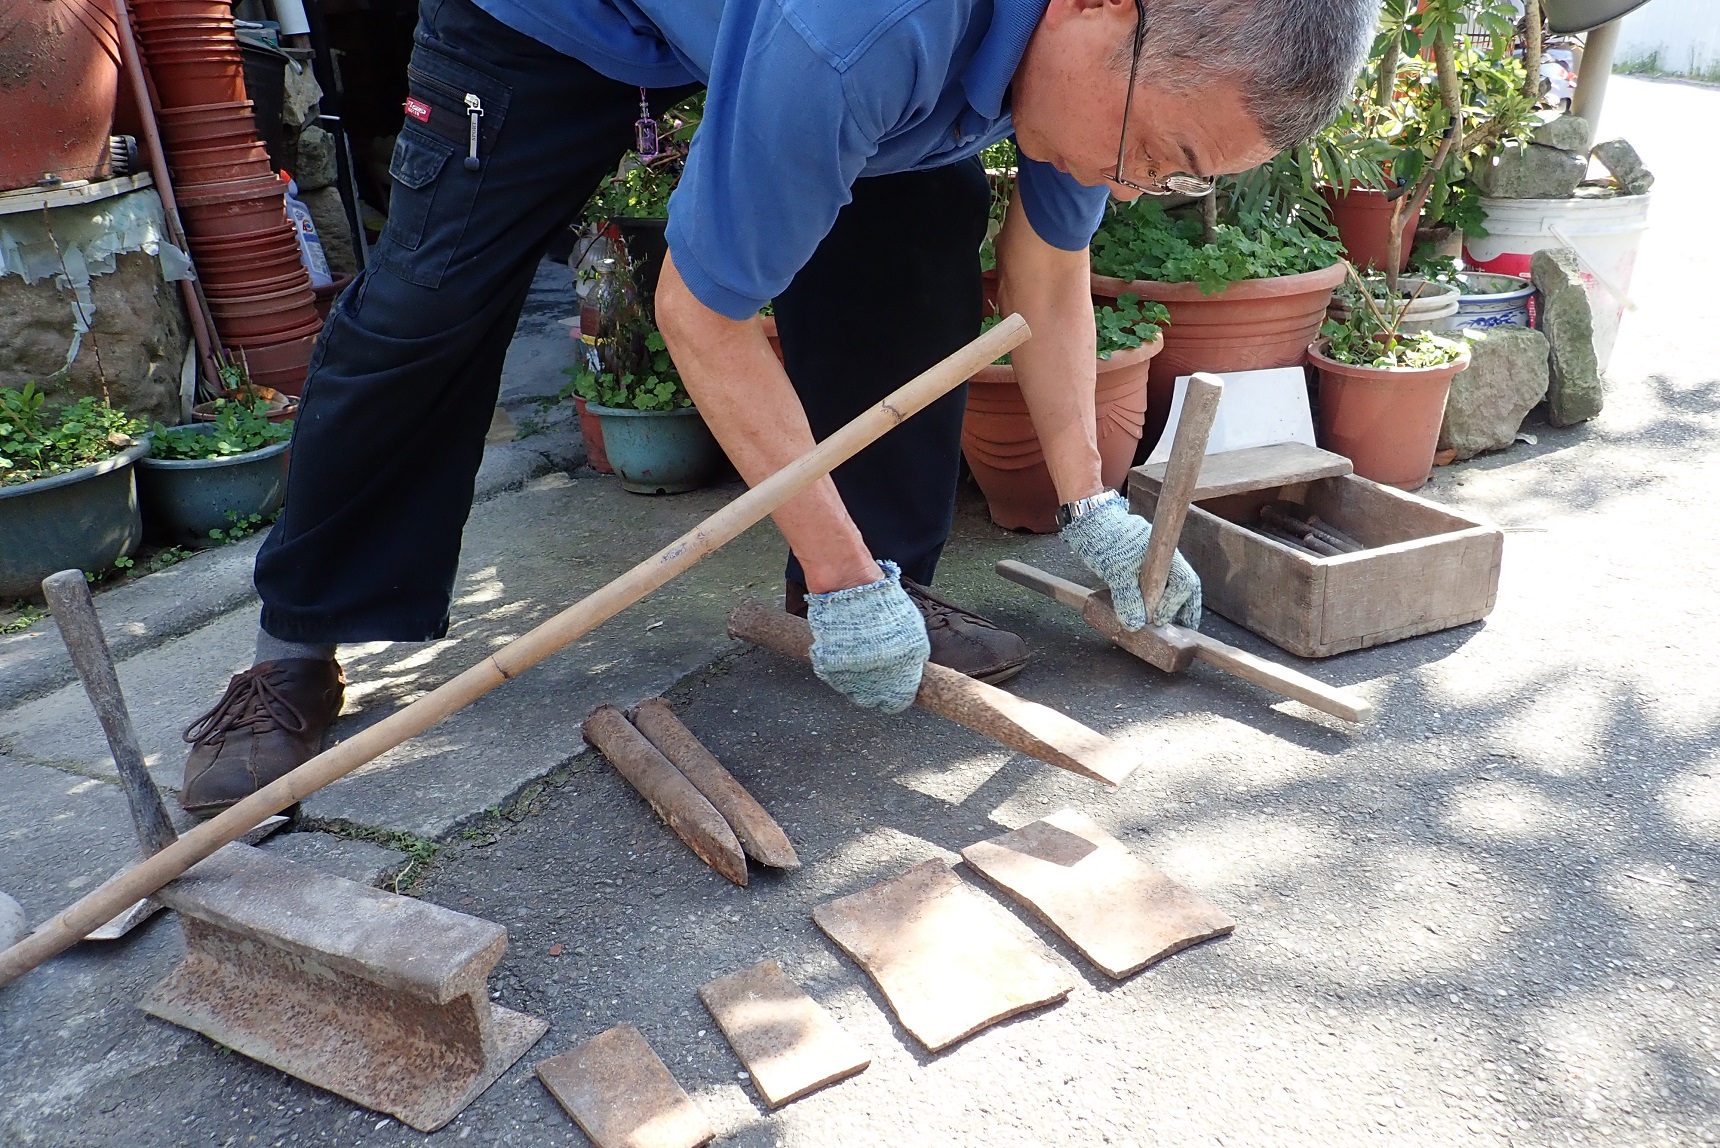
left=42, top=570, right=178, bottom=856
left=0, top=315, right=1032, bottom=987
left=726, top=600, right=1138, bottom=786
left=1138, top=373, right=1223, bottom=616
left=996, top=561, right=1372, bottom=724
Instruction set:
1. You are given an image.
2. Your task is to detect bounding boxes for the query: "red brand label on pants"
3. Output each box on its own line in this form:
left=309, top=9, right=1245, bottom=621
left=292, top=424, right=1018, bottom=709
left=403, top=97, right=432, bottom=124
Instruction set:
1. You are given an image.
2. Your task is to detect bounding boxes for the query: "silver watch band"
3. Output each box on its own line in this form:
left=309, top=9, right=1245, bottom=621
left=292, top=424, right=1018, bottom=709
left=1055, top=490, right=1121, bottom=528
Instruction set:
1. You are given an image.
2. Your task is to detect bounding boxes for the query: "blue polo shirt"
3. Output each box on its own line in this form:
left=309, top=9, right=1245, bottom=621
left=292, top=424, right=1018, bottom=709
left=469, top=0, right=1110, bottom=319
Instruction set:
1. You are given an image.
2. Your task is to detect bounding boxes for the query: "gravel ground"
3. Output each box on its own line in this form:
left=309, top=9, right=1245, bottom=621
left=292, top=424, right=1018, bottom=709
left=3, top=76, right=1717, bottom=1148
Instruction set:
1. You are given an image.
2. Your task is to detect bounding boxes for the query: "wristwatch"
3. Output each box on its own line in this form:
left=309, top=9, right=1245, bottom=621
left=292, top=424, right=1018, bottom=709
left=1054, top=490, right=1120, bottom=529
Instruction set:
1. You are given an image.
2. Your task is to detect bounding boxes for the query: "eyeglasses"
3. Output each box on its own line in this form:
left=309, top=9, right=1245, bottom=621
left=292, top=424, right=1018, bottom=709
left=1112, top=0, right=1215, bottom=198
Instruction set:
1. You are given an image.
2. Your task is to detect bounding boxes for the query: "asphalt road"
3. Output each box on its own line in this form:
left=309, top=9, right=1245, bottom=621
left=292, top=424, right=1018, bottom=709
left=2, top=75, right=1716, bottom=1148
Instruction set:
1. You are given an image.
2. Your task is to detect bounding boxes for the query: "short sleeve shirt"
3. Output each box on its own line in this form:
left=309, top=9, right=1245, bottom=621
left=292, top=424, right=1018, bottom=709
left=469, top=0, right=1111, bottom=318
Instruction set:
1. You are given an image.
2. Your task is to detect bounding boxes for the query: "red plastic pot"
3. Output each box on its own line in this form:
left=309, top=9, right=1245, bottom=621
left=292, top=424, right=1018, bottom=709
left=313, top=273, right=354, bottom=320
left=234, top=335, right=318, bottom=397
left=1309, top=337, right=1472, bottom=491
left=205, top=267, right=313, bottom=298
left=221, top=314, right=325, bottom=348
left=171, top=140, right=272, bottom=184
left=200, top=255, right=306, bottom=291
left=960, top=337, right=1160, bottom=533
left=0, top=0, right=122, bottom=191
left=1322, top=186, right=1422, bottom=274
left=132, top=0, right=235, bottom=18
left=1092, top=263, right=1345, bottom=457
left=158, top=100, right=255, bottom=145
left=573, top=397, right=613, bottom=474
left=191, top=220, right=296, bottom=255
left=148, top=52, right=247, bottom=109
left=178, top=175, right=287, bottom=239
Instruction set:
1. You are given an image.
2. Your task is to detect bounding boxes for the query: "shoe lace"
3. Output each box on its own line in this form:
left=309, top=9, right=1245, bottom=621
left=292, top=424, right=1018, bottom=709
left=182, top=666, right=310, bottom=747
left=901, top=578, right=981, bottom=633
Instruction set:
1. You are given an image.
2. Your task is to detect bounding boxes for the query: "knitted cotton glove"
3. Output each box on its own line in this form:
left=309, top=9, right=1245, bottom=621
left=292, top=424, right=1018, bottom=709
left=806, top=560, right=931, bottom=713
left=1059, top=492, right=1202, bottom=631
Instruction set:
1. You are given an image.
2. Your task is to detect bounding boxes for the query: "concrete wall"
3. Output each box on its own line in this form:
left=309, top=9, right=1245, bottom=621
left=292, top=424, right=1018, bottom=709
left=1617, top=0, right=1720, bottom=78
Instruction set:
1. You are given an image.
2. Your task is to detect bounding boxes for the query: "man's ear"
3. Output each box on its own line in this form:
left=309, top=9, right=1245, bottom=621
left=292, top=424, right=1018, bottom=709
left=1039, top=0, right=1137, bottom=32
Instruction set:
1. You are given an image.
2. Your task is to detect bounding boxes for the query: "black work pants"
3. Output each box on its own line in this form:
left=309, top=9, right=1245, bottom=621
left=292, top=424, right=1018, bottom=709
left=255, top=0, right=987, bottom=642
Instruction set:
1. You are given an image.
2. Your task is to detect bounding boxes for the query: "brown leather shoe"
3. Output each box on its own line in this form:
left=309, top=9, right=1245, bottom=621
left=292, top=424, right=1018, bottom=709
left=180, top=658, right=346, bottom=815
left=786, top=576, right=1029, bottom=685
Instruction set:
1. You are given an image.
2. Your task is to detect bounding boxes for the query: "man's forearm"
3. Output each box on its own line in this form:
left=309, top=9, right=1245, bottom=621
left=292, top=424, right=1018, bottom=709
left=995, top=189, right=1106, bottom=504
left=654, top=251, right=881, bottom=594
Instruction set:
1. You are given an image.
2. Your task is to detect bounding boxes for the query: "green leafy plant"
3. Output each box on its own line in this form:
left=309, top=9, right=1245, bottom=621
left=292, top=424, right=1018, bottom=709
left=209, top=510, right=272, bottom=543
left=1091, top=199, right=1341, bottom=295
left=562, top=330, right=691, bottom=412
left=1095, top=293, right=1168, bottom=359
left=582, top=91, right=704, bottom=223
left=149, top=400, right=293, bottom=461
left=0, top=384, right=144, bottom=487
left=979, top=294, right=1168, bottom=365
left=1320, top=262, right=1465, bottom=369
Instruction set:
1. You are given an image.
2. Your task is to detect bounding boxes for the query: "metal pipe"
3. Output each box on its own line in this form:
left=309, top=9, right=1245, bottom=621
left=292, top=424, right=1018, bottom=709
left=1571, top=18, right=1624, bottom=148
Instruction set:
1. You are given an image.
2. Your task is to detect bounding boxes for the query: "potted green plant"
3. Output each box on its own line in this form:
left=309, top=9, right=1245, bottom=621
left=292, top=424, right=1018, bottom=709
left=1310, top=265, right=1472, bottom=490
left=1088, top=197, right=1344, bottom=451
left=962, top=295, right=1167, bottom=533
left=563, top=271, right=723, bottom=495
left=0, top=384, right=149, bottom=597
left=581, top=92, right=703, bottom=303
left=137, top=399, right=294, bottom=544
left=1319, top=0, right=1537, bottom=278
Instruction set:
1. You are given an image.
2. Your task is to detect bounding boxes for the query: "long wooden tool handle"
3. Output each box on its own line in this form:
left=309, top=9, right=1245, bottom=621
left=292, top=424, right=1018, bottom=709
left=994, top=559, right=1094, bottom=611
left=1188, top=634, right=1373, bottom=723
left=1138, top=373, right=1223, bottom=614
left=726, top=600, right=1136, bottom=786
left=41, top=570, right=178, bottom=857
left=0, top=315, right=1031, bottom=987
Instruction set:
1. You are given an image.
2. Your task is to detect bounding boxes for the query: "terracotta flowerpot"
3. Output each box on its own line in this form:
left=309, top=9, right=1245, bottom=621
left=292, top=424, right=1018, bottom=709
left=1092, top=263, right=1344, bottom=459
left=758, top=315, right=784, bottom=365
left=205, top=266, right=313, bottom=298
left=192, top=386, right=298, bottom=421
left=198, top=247, right=305, bottom=283
left=132, top=0, right=235, bottom=19
left=191, top=220, right=296, bottom=256
left=573, top=396, right=613, bottom=474
left=1321, top=187, right=1421, bottom=274
left=0, top=0, right=122, bottom=192
left=961, top=336, right=1161, bottom=533
left=1309, top=337, right=1471, bottom=491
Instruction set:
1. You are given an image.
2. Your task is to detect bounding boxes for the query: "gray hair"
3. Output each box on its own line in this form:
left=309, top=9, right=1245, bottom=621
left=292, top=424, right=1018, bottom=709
left=1115, top=0, right=1378, bottom=149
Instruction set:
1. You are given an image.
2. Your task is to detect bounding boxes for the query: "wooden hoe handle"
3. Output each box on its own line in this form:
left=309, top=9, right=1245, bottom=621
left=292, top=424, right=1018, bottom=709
left=1138, top=373, right=1223, bottom=613
left=0, top=315, right=1031, bottom=988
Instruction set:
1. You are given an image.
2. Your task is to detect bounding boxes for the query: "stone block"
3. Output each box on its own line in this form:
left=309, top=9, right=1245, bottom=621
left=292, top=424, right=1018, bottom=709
left=1440, top=326, right=1551, bottom=459
left=698, top=959, right=869, bottom=1109
left=1475, top=141, right=1587, bottom=200
left=1529, top=110, right=1591, bottom=154
left=293, top=125, right=337, bottom=193
left=536, top=1025, right=714, bottom=1148
left=1591, top=138, right=1655, bottom=195
left=812, top=860, right=1073, bottom=1053
left=0, top=250, right=189, bottom=426
left=1531, top=248, right=1604, bottom=426
left=282, top=59, right=323, bottom=127
left=298, top=186, right=358, bottom=277
left=960, top=809, right=1235, bottom=980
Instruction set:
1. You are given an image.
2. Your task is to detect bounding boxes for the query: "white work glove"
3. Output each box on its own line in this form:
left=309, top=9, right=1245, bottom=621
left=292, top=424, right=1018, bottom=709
left=1060, top=492, right=1202, bottom=631
left=805, top=561, right=930, bottom=713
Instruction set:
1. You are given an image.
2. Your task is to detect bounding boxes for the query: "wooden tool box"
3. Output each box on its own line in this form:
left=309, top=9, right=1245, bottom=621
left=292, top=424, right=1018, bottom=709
left=1128, top=443, right=1503, bottom=658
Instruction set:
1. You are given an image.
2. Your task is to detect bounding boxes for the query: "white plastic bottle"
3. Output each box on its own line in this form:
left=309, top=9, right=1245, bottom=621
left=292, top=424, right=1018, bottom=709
left=282, top=173, right=334, bottom=287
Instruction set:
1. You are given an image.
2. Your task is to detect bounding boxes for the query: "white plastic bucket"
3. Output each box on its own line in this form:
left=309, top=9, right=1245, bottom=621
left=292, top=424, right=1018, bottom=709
left=1465, top=192, right=1650, bottom=369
